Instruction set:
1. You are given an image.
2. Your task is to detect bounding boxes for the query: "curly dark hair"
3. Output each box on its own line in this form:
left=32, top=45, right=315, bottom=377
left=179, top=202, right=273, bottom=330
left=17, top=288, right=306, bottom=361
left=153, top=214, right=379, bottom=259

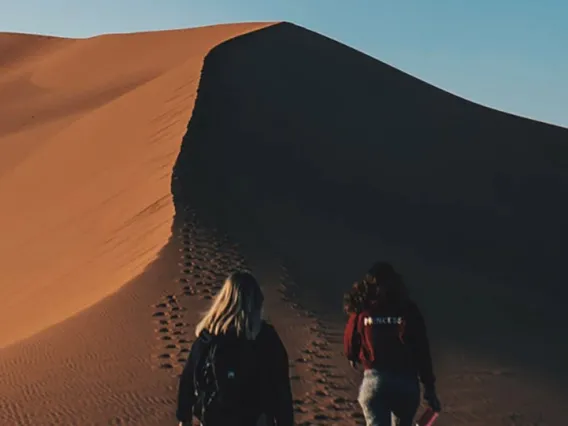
left=343, top=261, right=409, bottom=314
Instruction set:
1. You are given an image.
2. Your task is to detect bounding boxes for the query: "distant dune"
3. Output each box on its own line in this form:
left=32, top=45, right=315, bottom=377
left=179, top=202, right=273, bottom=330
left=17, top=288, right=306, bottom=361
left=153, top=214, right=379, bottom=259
left=0, top=22, right=566, bottom=425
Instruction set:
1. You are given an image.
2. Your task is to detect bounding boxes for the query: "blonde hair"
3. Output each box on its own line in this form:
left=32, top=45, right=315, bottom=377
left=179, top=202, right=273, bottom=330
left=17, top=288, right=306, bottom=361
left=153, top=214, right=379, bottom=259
left=195, top=271, right=264, bottom=340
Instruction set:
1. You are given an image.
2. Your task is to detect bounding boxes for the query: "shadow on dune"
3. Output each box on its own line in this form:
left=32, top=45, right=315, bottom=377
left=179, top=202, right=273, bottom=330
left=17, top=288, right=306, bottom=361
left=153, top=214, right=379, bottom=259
left=172, top=23, right=568, bottom=387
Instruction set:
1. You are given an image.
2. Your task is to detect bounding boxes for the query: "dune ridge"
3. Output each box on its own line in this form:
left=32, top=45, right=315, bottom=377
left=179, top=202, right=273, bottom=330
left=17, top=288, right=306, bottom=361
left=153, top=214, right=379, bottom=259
left=0, top=21, right=566, bottom=425
left=174, top=22, right=568, bottom=425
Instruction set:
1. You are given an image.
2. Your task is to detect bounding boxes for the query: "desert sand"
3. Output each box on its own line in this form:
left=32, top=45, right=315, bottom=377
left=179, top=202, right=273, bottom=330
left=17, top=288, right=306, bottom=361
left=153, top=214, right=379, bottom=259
left=1, top=21, right=567, bottom=425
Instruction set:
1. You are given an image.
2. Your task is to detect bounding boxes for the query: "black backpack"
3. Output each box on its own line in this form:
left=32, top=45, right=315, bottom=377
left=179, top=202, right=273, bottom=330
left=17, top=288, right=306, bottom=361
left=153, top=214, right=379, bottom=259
left=192, top=330, right=256, bottom=425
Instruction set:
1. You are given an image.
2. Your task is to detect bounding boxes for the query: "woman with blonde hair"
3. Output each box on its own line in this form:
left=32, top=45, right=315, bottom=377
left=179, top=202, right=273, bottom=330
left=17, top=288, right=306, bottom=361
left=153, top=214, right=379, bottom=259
left=176, top=271, right=293, bottom=426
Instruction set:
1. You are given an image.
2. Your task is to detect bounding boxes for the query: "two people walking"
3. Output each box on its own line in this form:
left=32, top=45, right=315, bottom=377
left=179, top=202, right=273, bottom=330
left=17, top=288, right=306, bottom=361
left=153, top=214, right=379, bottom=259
left=176, top=262, right=440, bottom=426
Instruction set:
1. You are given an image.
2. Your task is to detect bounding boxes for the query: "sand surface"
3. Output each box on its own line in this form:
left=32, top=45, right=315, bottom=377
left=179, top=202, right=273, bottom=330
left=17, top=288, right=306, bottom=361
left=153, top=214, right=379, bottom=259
left=1, top=22, right=567, bottom=425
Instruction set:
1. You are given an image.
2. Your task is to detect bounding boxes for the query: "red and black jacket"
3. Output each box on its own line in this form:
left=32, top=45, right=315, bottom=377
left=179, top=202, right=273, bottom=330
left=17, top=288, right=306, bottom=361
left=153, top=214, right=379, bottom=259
left=343, top=300, right=436, bottom=387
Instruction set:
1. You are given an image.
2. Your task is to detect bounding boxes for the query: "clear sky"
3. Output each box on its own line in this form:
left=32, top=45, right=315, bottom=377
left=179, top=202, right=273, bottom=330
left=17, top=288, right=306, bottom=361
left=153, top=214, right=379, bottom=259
left=2, top=0, right=567, bottom=129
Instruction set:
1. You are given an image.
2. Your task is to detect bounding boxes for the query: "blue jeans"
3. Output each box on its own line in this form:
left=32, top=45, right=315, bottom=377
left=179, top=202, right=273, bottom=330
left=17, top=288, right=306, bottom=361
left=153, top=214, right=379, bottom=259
left=358, top=369, right=420, bottom=426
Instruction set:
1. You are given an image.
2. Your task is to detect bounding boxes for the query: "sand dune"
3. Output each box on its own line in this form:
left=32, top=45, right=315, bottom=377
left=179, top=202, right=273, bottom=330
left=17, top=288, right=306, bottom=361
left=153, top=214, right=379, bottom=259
left=0, top=21, right=566, bottom=426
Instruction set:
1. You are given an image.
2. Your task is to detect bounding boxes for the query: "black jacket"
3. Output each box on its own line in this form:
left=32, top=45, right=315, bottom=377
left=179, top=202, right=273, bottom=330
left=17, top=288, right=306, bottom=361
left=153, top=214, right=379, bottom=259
left=176, top=321, right=294, bottom=426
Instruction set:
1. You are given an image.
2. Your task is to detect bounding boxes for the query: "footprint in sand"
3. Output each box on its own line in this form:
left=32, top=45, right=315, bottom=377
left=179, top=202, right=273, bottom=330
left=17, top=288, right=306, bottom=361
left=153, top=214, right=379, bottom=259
left=283, top=269, right=365, bottom=424
left=183, top=288, right=195, bottom=296
left=151, top=289, right=192, bottom=372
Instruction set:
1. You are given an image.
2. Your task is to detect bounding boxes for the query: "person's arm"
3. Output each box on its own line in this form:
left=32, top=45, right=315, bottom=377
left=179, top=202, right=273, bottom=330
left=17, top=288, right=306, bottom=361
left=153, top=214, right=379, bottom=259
left=264, top=325, right=294, bottom=426
left=343, top=312, right=361, bottom=363
left=176, top=340, right=199, bottom=424
left=408, top=303, right=436, bottom=388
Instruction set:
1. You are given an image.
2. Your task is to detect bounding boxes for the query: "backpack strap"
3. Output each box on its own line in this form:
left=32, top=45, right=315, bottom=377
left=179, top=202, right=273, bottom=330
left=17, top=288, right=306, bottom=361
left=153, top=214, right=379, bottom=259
left=193, top=331, right=215, bottom=393
left=199, top=329, right=214, bottom=344
left=351, top=312, right=362, bottom=358
left=192, top=330, right=219, bottom=420
left=353, top=312, right=361, bottom=333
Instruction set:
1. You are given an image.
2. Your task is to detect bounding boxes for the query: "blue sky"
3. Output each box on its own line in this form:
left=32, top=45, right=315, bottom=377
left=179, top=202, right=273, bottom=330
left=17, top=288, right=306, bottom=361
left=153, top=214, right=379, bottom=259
left=2, top=0, right=567, bottom=128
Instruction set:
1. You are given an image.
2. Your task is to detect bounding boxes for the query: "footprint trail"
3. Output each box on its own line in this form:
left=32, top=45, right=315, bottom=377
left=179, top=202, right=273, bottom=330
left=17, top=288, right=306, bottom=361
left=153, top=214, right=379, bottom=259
left=150, top=207, right=365, bottom=424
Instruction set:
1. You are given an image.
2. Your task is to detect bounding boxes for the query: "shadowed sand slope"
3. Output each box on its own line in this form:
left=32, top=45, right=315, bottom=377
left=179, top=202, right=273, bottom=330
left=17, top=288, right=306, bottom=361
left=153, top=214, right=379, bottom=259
left=0, top=23, right=273, bottom=348
left=174, top=22, right=568, bottom=425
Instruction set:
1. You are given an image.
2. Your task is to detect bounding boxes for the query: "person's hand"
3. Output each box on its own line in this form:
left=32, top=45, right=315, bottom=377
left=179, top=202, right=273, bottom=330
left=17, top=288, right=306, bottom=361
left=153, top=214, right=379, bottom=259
left=423, top=385, right=441, bottom=412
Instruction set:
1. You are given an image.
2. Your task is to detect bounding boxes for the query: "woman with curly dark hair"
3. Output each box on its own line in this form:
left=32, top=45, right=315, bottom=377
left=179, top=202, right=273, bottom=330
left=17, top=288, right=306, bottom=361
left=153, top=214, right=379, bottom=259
left=343, top=262, right=441, bottom=426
